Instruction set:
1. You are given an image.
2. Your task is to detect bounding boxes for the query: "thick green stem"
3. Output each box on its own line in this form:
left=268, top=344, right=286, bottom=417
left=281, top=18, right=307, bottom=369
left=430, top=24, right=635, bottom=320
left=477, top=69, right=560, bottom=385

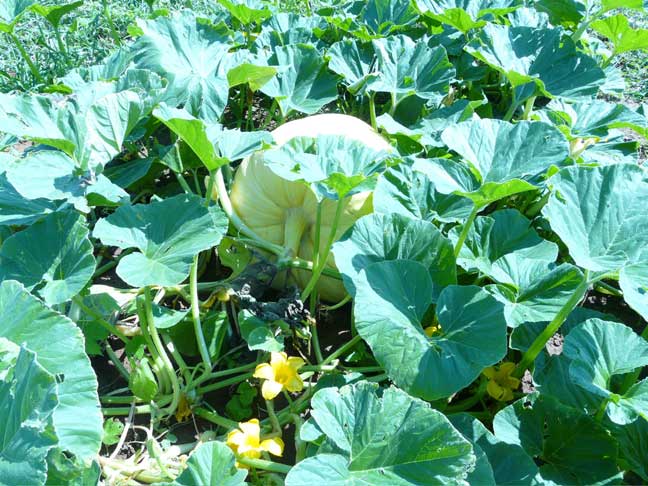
left=513, top=273, right=590, bottom=378
left=136, top=297, right=169, bottom=393
left=10, top=33, right=44, bottom=83
left=503, top=88, right=517, bottom=121
left=301, top=198, right=344, bottom=301
left=143, top=287, right=181, bottom=416
left=53, top=26, right=69, bottom=60
left=368, top=93, right=377, bottom=130
left=197, top=372, right=254, bottom=395
left=521, top=96, right=536, bottom=120
left=322, top=334, right=363, bottom=366
left=205, top=170, right=215, bottom=207
left=187, top=362, right=257, bottom=391
left=190, top=255, right=212, bottom=372
left=454, top=205, right=480, bottom=258
left=236, top=457, right=291, bottom=474
left=193, top=407, right=239, bottom=429
left=322, top=294, right=351, bottom=310
left=72, top=295, right=129, bottom=344
left=266, top=399, right=282, bottom=433
left=104, top=342, right=130, bottom=381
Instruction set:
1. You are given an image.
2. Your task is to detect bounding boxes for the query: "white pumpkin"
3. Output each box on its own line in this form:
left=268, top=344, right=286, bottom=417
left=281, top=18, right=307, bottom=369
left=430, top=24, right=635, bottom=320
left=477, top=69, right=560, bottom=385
left=229, top=114, right=392, bottom=301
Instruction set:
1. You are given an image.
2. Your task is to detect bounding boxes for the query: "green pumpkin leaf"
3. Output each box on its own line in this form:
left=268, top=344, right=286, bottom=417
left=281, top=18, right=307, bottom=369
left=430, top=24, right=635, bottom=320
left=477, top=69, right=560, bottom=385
left=353, top=260, right=506, bottom=400
left=449, top=413, right=538, bottom=486
left=333, top=213, right=456, bottom=299
left=227, top=63, right=277, bottom=91
left=0, top=344, right=58, bottom=486
left=541, top=99, right=648, bottom=139
left=542, top=164, right=648, bottom=273
left=217, top=0, right=272, bottom=25
left=132, top=11, right=231, bottom=123
left=416, top=119, right=568, bottom=208
left=0, top=211, right=95, bottom=305
left=619, top=261, right=648, bottom=321
left=466, top=24, right=605, bottom=98
left=6, top=151, right=128, bottom=212
left=286, top=381, right=475, bottom=485
left=0, top=0, right=35, bottom=32
left=592, top=14, right=648, bottom=55
left=374, top=161, right=473, bottom=223
left=30, top=0, right=83, bottom=28
left=563, top=318, right=648, bottom=424
left=153, top=105, right=227, bottom=171
left=0, top=174, right=58, bottom=227
left=238, top=309, right=284, bottom=352
left=260, top=44, right=338, bottom=116
left=327, top=39, right=377, bottom=95
left=263, top=135, right=391, bottom=199
left=168, top=441, right=247, bottom=486
left=0, top=281, right=102, bottom=460
left=366, top=35, right=455, bottom=107
left=93, top=194, right=228, bottom=287
left=494, top=394, right=621, bottom=484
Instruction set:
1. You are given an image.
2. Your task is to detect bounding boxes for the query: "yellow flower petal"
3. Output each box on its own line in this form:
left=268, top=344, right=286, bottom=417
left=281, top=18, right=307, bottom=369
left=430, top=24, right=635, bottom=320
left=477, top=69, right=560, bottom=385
left=260, top=437, right=285, bottom=457
left=284, top=374, right=304, bottom=393
left=239, top=419, right=260, bottom=439
left=254, top=363, right=276, bottom=381
left=262, top=379, right=284, bottom=400
left=287, top=356, right=305, bottom=371
left=482, top=366, right=496, bottom=379
left=487, top=380, right=506, bottom=401
left=500, top=362, right=516, bottom=374
left=240, top=448, right=262, bottom=460
left=270, top=352, right=288, bottom=366
left=226, top=430, right=245, bottom=448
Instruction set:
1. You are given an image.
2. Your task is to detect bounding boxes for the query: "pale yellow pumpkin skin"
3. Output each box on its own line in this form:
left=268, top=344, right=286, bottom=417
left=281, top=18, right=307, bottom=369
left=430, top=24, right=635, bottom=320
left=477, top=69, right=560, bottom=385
left=230, top=114, right=392, bottom=301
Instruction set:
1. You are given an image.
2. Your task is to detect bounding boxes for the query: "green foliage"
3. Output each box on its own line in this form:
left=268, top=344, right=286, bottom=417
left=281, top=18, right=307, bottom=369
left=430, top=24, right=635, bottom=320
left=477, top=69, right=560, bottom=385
left=1, top=0, right=648, bottom=484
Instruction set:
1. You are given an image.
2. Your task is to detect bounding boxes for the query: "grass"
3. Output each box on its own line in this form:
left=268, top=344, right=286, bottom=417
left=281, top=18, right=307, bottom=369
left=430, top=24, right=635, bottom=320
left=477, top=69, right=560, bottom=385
left=0, top=0, right=216, bottom=92
left=613, top=10, right=648, bottom=105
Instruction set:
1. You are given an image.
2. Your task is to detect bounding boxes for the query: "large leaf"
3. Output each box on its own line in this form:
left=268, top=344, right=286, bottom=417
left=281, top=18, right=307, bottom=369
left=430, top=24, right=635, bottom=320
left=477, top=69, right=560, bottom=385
left=333, top=213, right=456, bottom=298
left=169, top=441, right=246, bottom=486
left=260, top=44, right=339, bottom=116
left=0, top=211, right=95, bottom=305
left=366, top=35, right=455, bottom=107
left=592, top=14, right=648, bottom=55
left=0, top=281, right=102, bottom=460
left=353, top=260, right=506, bottom=400
left=263, top=135, right=391, bottom=199
left=417, top=119, right=569, bottom=207
left=0, top=0, right=34, bottom=32
left=327, top=39, right=377, bottom=95
left=132, top=10, right=231, bottom=123
left=30, top=1, right=83, bottom=28
left=93, top=194, right=228, bottom=287
left=493, top=394, right=621, bottom=484
left=466, top=24, right=605, bottom=98
left=373, top=161, right=473, bottom=223
left=541, top=99, right=648, bottom=138
left=0, top=175, right=59, bottom=227
left=449, top=413, right=538, bottom=486
left=0, top=343, right=58, bottom=486
left=6, top=151, right=128, bottom=213
left=153, top=105, right=226, bottom=171
left=563, top=318, right=648, bottom=424
left=451, top=209, right=585, bottom=326
left=542, top=164, right=648, bottom=273
left=0, top=91, right=144, bottom=171
left=416, top=0, right=518, bottom=33
left=286, top=382, right=475, bottom=485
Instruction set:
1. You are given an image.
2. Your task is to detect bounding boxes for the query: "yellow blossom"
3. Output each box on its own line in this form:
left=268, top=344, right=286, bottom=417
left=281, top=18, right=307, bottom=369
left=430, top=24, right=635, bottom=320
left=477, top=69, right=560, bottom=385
left=253, top=352, right=305, bottom=400
left=424, top=324, right=442, bottom=337
left=175, top=394, right=192, bottom=423
left=483, top=362, right=520, bottom=401
left=226, top=419, right=284, bottom=461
